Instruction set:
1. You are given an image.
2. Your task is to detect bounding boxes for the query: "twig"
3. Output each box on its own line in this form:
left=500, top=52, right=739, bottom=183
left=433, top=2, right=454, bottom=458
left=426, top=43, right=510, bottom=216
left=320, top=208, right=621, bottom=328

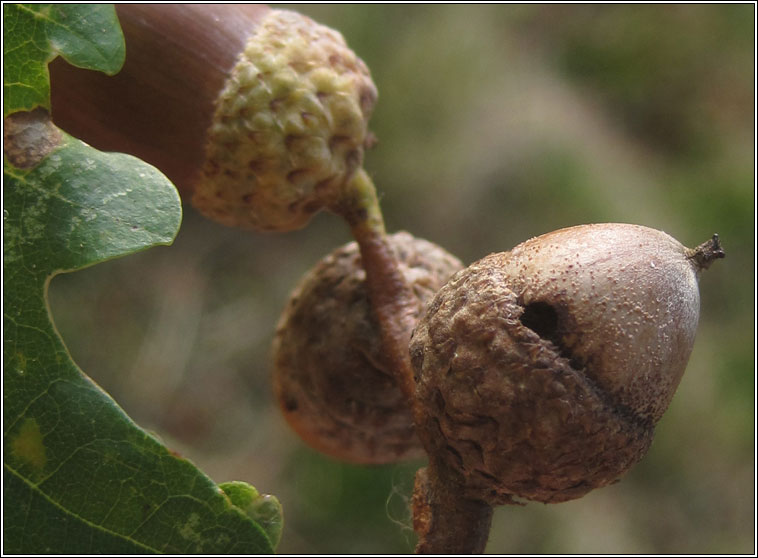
left=333, top=169, right=493, bottom=554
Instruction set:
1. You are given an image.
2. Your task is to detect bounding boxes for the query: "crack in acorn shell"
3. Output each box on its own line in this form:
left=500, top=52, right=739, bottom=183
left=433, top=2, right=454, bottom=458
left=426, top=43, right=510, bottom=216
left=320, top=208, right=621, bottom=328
left=516, top=298, right=655, bottom=435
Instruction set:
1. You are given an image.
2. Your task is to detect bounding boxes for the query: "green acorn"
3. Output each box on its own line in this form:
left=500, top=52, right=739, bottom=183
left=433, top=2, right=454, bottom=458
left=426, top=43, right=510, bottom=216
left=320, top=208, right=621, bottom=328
left=193, top=9, right=378, bottom=232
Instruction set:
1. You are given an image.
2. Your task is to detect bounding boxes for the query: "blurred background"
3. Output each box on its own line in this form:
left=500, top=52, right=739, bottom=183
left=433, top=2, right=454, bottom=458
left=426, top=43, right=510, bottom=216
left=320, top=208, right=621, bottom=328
left=48, top=4, right=754, bottom=554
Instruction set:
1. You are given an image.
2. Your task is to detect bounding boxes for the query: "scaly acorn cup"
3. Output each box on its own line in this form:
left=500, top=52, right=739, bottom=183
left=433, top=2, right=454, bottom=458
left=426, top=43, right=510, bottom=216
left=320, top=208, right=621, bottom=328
left=410, top=223, right=724, bottom=505
left=273, top=232, right=463, bottom=464
left=192, top=9, right=378, bottom=232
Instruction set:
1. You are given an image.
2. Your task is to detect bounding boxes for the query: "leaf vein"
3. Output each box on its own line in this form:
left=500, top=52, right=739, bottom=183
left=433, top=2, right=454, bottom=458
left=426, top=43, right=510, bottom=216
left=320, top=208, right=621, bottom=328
left=4, top=462, right=160, bottom=553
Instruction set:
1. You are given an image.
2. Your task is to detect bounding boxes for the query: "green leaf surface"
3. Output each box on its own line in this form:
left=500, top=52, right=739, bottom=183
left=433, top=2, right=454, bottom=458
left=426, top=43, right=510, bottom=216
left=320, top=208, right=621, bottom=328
left=4, top=4, right=276, bottom=553
left=3, top=133, right=273, bottom=554
left=3, top=4, right=125, bottom=116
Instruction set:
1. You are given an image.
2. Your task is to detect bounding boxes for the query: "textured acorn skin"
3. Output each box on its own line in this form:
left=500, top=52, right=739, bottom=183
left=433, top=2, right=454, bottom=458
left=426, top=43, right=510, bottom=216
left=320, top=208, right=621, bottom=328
left=410, top=223, right=704, bottom=504
left=193, top=9, right=377, bottom=232
left=273, top=232, right=463, bottom=464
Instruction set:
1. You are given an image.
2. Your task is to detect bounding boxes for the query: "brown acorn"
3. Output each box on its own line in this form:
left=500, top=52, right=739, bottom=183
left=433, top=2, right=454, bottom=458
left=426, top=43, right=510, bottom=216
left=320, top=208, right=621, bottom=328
left=410, top=223, right=724, bottom=504
left=50, top=5, right=269, bottom=195
left=273, top=232, right=463, bottom=464
left=50, top=5, right=377, bottom=232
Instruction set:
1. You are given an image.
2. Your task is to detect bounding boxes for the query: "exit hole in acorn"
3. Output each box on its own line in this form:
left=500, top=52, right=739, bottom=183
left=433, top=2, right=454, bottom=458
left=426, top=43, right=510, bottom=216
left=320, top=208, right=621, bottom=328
left=520, top=301, right=559, bottom=341
left=519, top=301, right=583, bottom=370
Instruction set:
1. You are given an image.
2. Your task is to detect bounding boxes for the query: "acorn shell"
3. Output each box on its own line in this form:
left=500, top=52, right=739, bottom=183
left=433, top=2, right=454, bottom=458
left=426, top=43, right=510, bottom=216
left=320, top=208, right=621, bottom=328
left=273, top=231, right=463, bottom=464
left=410, top=223, right=704, bottom=503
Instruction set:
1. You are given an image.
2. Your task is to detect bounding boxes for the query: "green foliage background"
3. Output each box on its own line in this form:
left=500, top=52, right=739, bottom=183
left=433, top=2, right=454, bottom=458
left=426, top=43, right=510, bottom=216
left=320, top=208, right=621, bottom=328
left=48, top=4, right=754, bottom=554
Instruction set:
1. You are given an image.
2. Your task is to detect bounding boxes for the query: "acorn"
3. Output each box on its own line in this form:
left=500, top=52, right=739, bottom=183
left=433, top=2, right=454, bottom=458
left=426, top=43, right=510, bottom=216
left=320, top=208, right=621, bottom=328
left=410, top=223, right=724, bottom=504
left=50, top=7, right=377, bottom=231
left=273, top=232, right=463, bottom=464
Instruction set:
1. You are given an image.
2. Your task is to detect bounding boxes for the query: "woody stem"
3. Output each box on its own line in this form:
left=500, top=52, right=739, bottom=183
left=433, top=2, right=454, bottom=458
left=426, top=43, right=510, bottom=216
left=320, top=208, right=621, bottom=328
left=332, top=169, right=493, bottom=554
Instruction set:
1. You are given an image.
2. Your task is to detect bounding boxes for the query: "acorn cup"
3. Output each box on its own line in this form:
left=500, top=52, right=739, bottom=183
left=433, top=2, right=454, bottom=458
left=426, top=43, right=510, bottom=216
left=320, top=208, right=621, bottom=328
left=272, top=232, right=462, bottom=464
left=193, top=9, right=378, bottom=232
